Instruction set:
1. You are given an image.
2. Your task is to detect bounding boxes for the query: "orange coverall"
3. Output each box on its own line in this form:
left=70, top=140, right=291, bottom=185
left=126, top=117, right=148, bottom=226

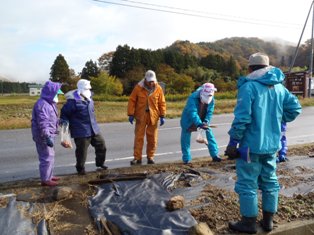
left=127, top=81, right=166, bottom=160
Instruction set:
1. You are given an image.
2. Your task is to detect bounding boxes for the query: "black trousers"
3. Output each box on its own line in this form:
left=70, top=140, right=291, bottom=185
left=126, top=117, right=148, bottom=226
left=74, top=134, right=107, bottom=172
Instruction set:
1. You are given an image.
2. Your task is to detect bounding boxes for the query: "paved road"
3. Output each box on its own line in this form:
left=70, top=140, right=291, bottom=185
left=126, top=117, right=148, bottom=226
left=1, top=107, right=314, bottom=183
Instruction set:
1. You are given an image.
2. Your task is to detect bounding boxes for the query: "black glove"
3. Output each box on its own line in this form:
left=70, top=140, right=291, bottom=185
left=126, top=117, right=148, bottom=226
left=46, top=136, right=54, bottom=147
left=59, top=119, right=69, bottom=128
left=224, top=138, right=240, bottom=159
left=225, top=145, right=239, bottom=159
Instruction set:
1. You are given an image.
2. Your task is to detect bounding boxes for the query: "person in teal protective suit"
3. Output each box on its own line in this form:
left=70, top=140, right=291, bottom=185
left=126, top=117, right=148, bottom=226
left=225, top=52, right=302, bottom=233
left=180, top=83, right=221, bottom=164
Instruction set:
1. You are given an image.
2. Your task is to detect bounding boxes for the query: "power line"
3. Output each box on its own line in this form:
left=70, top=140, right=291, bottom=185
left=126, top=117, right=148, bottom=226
left=119, top=0, right=300, bottom=27
left=92, top=0, right=302, bottom=28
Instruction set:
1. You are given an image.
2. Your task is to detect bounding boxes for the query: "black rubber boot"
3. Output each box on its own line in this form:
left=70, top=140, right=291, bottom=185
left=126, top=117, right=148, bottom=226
left=229, top=216, right=257, bottom=234
left=261, top=211, right=274, bottom=232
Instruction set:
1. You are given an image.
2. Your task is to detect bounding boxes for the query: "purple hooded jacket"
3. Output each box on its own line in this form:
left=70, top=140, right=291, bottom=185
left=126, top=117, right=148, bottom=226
left=31, top=81, right=62, bottom=142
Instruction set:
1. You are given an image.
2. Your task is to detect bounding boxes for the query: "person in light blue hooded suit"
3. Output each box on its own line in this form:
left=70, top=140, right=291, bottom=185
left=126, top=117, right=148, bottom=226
left=180, top=83, right=220, bottom=164
left=31, top=80, right=63, bottom=186
left=225, top=53, right=302, bottom=234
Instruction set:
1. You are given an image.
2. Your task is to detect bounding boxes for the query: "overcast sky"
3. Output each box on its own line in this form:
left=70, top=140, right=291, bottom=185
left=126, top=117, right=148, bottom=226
left=1, top=0, right=313, bottom=83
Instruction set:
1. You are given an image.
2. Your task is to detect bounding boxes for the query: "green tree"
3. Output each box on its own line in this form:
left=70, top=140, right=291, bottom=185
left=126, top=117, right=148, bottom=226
left=214, top=77, right=237, bottom=92
left=62, top=69, right=80, bottom=93
left=90, top=71, right=123, bottom=96
left=98, top=51, right=114, bottom=72
left=81, top=60, right=100, bottom=80
left=226, top=56, right=239, bottom=77
left=50, top=54, right=70, bottom=84
left=122, top=66, right=145, bottom=95
left=183, top=66, right=221, bottom=88
left=163, top=50, right=186, bottom=73
left=156, top=64, right=194, bottom=94
left=109, top=45, right=141, bottom=78
left=200, top=54, right=227, bottom=72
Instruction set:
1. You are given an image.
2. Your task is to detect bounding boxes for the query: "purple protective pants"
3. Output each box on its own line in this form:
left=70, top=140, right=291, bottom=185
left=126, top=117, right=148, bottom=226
left=35, top=140, right=55, bottom=182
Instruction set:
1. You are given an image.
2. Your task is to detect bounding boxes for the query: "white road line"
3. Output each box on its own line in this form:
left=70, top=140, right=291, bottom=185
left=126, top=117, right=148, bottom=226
left=59, top=133, right=314, bottom=168
left=289, top=134, right=314, bottom=139
left=83, top=144, right=228, bottom=165
left=159, top=123, right=231, bottom=131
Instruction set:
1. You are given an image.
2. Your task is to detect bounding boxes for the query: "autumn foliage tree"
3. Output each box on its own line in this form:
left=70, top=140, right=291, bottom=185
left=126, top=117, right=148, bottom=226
left=90, top=71, right=123, bottom=96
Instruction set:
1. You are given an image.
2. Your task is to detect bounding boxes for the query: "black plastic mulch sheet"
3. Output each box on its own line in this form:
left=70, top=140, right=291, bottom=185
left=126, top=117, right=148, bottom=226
left=89, top=173, right=200, bottom=235
left=0, top=196, right=49, bottom=235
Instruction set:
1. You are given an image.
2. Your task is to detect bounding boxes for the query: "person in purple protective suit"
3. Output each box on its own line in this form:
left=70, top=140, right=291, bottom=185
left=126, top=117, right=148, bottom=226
left=31, top=80, right=63, bottom=186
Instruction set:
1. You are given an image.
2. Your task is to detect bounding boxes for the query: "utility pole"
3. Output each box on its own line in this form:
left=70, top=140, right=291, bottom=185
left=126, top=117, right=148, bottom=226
left=0, top=80, right=3, bottom=96
left=288, top=0, right=314, bottom=97
left=309, top=0, right=314, bottom=97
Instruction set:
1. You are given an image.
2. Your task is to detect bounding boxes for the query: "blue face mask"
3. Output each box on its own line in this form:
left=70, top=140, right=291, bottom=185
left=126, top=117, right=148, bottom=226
left=53, top=94, right=59, bottom=103
left=53, top=88, right=63, bottom=103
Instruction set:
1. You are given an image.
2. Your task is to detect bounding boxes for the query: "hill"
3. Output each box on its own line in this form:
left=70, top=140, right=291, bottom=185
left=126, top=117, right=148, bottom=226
left=0, top=75, right=11, bottom=82
left=166, top=37, right=297, bottom=68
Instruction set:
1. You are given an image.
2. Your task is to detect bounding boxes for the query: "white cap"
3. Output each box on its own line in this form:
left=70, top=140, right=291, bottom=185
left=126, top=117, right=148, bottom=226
left=77, top=79, right=92, bottom=90
left=248, top=52, right=269, bottom=66
left=144, top=70, right=157, bottom=82
left=200, top=83, right=217, bottom=104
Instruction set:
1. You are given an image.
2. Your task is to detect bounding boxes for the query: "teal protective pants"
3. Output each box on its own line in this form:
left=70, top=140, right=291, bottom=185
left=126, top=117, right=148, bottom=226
left=181, top=128, right=218, bottom=163
left=235, top=153, right=280, bottom=217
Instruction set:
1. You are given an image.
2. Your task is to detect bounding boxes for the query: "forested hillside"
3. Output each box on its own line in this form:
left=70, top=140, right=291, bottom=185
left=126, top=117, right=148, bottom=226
left=44, top=37, right=313, bottom=96
left=101, top=37, right=310, bottom=95
left=3, top=37, right=311, bottom=95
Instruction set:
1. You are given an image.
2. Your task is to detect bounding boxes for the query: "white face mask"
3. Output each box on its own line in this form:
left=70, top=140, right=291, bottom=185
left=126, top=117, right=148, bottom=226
left=53, top=95, right=59, bottom=103
left=200, top=93, right=213, bottom=104
left=80, top=89, right=92, bottom=100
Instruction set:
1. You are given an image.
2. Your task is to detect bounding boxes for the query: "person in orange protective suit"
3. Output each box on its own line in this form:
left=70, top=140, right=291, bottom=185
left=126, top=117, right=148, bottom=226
left=127, top=70, right=166, bottom=165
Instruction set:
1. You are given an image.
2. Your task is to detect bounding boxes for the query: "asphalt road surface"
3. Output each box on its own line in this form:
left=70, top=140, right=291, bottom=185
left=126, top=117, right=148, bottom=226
left=1, top=107, right=314, bottom=183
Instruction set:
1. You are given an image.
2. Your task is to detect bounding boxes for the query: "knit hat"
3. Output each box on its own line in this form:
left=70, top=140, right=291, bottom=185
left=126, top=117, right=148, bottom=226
left=248, top=52, right=269, bottom=66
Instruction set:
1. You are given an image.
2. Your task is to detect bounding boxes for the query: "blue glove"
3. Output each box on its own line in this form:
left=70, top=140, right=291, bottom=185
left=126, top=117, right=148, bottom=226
left=228, top=138, right=239, bottom=146
left=46, top=136, right=54, bottom=147
left=128, top=116, right=134, bottom=125
left=277, top=155, right=288, bottom=163
left=281, top=122, right=287, bottom=132
left=160, top=117, right=165, bottom=126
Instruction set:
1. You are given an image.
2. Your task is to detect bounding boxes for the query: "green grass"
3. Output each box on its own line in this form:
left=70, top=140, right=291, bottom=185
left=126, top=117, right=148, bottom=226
left=0, top=94, right=311, bottom=130
left=0, top=95, right=38, bottom=105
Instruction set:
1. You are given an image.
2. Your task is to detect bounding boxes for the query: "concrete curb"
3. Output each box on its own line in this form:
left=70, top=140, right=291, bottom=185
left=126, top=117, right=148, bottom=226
left=269, top=219, right=314, bottom=235
left=225, top=219, right=314, bottom=235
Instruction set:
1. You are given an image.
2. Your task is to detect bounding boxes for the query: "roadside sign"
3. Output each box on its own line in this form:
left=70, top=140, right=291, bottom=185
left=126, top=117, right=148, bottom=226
left=284, top=71, right=309, bottom=98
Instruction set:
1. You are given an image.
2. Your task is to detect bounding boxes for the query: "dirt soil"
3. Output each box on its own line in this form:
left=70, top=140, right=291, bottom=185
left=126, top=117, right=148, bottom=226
left=1, top=143, right=314, bottom=235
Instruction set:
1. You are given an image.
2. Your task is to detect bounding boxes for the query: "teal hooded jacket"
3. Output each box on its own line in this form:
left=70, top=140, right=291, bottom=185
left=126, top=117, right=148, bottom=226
left=228, top=66, right=302, bottom=154
left=180, top=87, right=215, bottom=130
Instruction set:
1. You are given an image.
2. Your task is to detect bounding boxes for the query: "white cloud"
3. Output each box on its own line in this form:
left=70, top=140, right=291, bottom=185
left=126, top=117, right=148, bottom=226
left=0, top=0, right=312, bottom=83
